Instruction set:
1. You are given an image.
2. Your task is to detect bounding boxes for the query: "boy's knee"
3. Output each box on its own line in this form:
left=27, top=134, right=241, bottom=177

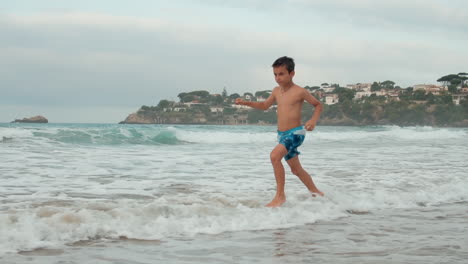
left=270, top=152, right=282, bottom=163
left=290, top=166, right=303, bottom=176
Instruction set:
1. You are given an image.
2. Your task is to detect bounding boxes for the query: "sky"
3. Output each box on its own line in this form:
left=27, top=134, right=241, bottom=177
left=1, top=0, right=467, bottom=123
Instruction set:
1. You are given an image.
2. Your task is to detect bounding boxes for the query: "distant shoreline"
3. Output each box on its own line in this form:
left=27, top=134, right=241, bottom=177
left=3, top=122, right=467, bottom=128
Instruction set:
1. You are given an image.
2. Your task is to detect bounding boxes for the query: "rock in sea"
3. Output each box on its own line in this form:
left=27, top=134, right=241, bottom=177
left=12, top=115, right=48, bottom=123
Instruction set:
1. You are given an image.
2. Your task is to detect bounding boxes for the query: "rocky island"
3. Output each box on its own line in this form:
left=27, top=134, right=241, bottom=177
left=12, top=115, right=48, bottom=123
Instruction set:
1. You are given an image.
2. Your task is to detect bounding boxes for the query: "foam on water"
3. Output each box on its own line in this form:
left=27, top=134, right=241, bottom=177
left=314, top=126, right=467, bottom=142
left=1, top=175, right=467, bottom=256
left=1, top=123, right=467, bottom=256
left=2, top=160, right=467, bottom=256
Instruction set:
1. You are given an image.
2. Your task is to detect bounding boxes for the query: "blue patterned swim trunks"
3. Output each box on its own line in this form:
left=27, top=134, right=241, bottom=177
left=277, top=126, right=306, bottom=161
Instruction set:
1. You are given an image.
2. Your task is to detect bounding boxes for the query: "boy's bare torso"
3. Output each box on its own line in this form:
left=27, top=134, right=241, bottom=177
left=273, top=85, right=306, bottom=131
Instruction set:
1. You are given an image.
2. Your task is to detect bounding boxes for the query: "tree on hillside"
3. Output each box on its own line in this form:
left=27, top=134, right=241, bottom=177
left=437, top=74, right=458, bottom=86
left=255, top=90, right=271, bottom=98
left=210, top=94, right=223, bottom=105
left=305, top=86, right=320, bottom=92
left=381, top=80, right=395, bottom=89
left=157, top=100, right=172, bottom=109
left=178, top=94, right=195, bottom=103
left=177, top=92, right=187, bottom=102
left=222, top=87, right=228, bottom=98
left=399, top=89, right=413, bottom=101
left=448, top=84, right=458, bottom=94
left=437, top=73, right=467, bottom=88
left=460, top=98, right=468, bottom=113
left=229, top=93, right=241, bottom=100
left=459, top=73, right=468, bottom=87
left=178, top=91, right=210, bottom=102
left=189, top=90, right=210, bottom=98
left=334, top=87, right=355, bottom=102
left=413, top=90, right=427, bottom=101
left=371, top=82, right=381, bottom=92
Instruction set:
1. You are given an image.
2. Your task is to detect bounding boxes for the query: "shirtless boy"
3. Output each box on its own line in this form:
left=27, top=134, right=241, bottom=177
left=235, top=56, right=324, bottom=207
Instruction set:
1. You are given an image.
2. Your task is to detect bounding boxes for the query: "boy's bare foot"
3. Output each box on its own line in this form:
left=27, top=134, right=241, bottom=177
left=311, top=190, right=324, bottom=197
left=266, top=195, right=286, bottom=207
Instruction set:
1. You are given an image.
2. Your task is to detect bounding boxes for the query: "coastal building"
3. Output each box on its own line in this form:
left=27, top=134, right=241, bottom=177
left=346, top=83, right=372, bottom=91
left=162, top=107, right=187, bottom=112
left=210, top=107, right=224, bottom=113
left=386, top=91, right=400, bottom=101
left=232, top=104, right=250, bottom=110
left=452, top=94, right=468, bottom=105
left=355, top=90, right=372, bottom=99
left=183, top=100, right=206, bottom=107
left=325, top=94, right=339, bottom=105
left=321, top=86, right=335, bottom=93
left=373, top=90, right=387, bottom=97
left=413, top=84, right=445, bottom=94
left=172, top=107, right=187, bottom=112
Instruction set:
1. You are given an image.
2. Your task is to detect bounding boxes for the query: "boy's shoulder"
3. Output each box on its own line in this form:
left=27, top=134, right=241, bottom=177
left=294, top=84, right=306, bottom=90
left=292, top=85, right=308, bottom=95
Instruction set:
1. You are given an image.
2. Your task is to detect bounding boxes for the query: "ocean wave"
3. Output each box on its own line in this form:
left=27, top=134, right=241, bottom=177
left=0, top=125, right=277, bottom=145
left=0, top=195, right=344, bottom=255
left=2, top=176, right=466, bottom=256
left=23, top=127, right=184, bottom=145
left=1, top=124, right=466, bottom=146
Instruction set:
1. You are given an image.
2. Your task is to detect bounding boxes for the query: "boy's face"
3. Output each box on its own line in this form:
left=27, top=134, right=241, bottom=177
left=273, top=65, right=294, bottom=86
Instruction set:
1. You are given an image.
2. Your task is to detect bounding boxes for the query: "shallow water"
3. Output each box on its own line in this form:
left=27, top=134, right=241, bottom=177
left=1, top=124, right=467, bottom=263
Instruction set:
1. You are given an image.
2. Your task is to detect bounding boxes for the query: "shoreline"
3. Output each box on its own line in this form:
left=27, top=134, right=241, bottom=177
left=2, top=122, right=467, bottom=128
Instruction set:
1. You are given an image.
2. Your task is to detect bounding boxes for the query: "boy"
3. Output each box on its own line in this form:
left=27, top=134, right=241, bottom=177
left=235, top=56, right=324, bottom=207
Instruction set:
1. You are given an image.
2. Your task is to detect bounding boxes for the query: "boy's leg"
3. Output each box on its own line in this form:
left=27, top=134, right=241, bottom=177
left=286, top=156, right=324, bottom=196
left=267, top=144, right=289, bottom=207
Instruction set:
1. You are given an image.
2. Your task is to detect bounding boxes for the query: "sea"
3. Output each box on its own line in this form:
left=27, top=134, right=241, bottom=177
left=0, top=123, right=467, bottom=264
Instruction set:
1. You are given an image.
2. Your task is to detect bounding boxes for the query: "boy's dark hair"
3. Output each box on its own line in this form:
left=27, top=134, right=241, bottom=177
left=272, top=56, right=295, bottom=73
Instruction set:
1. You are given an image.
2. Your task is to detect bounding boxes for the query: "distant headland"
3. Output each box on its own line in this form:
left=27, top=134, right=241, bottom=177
left=11, top=115, right=48, bottom=123
left=120, top=74, right=468, bottom=127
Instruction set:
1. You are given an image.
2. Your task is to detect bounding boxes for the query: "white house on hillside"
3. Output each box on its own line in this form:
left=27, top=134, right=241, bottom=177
left=210, top=107, right=224, bottom=113
left=355, top=90, right=372, bottom=99
left=452, top=94, right=467, bottom=105
left=232, top=104, right=250, bottom=110
left=413, top=84, right=445, bottom=94
left=325, top=94, right=339, bottom=105
left=347, top=83, right=372, bottom=91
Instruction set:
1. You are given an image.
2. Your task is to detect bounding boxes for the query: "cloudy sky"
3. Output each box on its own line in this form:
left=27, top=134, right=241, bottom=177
left=1, top=0, right=467, bottom=123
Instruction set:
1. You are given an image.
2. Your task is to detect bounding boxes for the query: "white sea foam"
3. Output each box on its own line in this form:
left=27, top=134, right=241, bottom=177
left=0, top=194, right=340, bottom=255
left=0, top=127, right=34, bottom=139
left=1, top=124, right=467, bottom=256
left=2, top=171, right=467, bottom=256
left=313, top=126, right=467, bottom=142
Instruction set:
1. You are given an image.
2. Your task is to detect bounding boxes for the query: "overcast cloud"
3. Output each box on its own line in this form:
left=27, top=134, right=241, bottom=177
left=1, top=0, right=467, bottom=122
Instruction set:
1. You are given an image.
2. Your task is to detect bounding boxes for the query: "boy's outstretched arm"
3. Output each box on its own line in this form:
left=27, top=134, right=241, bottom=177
left=303, top=90, right=322, bottom=131
left=235, top=92, right=275, bottom=110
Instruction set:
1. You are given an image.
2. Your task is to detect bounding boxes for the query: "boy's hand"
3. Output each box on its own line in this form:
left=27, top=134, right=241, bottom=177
left=235, top=98, right=244, bottom=105
left=305, top=120, right=317, bottom=131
